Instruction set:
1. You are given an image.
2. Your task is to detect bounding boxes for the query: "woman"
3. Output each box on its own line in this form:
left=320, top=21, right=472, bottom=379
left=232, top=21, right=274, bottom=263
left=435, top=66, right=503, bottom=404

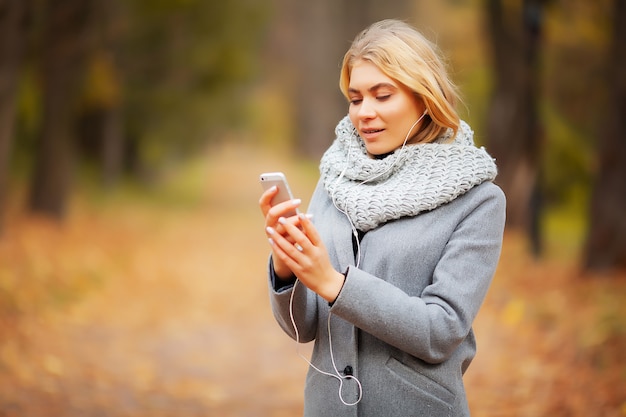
left=259, top=19, right=505, bottom=416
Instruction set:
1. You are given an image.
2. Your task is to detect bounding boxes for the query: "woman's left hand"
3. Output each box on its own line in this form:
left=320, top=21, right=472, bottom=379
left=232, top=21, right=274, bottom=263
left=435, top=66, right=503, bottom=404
left=266, top=213, right=345, bottom=303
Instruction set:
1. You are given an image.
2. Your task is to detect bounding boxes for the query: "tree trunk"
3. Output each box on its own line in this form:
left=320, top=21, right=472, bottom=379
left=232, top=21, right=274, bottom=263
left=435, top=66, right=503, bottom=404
left=92, top=0, right=124, bottom=188
left=76, top=105, right=124, bottom=188
left=292, top=0, right=350, bottom=158
left=583, top=0, right=626, bottom=272
left=101, top=106, right=124, bottom=187
left=484, top=0, right=545, bottom=248
left=29, top=0, right=94, bottom=218
left=0, top=0, right=28, bottom=229
left=291, top=0, right=411, bottom=159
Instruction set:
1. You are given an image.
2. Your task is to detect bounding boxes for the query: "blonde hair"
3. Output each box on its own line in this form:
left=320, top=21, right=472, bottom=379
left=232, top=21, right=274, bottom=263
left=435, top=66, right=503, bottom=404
left=340, top=19, right=460, bottom=144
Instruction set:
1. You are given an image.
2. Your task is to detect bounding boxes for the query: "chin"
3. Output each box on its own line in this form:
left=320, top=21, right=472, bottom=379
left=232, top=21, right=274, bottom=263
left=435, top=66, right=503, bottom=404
left=366, top=144, right=393, bottom=156
left=367, top=149, right=393, bottom=160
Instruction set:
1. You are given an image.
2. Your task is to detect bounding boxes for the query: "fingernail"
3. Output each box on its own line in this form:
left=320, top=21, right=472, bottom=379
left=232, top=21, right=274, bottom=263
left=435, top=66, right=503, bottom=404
left=292, top=199, right=302, bottom=205
left=266, top=226, right=275, bottom=235
left=301, top=213, right=313, bottom=220
left=268, top=237, right=275, bottom=246
left=278, top=217, right=287, bottom=225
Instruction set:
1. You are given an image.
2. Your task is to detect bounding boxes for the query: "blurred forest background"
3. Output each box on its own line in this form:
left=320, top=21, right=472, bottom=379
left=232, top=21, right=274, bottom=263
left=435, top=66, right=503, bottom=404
left=0, top=0, right=625, bottom=416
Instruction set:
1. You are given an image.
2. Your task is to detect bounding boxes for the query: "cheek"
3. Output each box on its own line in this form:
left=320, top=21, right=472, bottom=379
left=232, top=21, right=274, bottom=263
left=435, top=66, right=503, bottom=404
left=348, top=110, right=359, bottom=129
left=390, top=104, right=420, bottom=129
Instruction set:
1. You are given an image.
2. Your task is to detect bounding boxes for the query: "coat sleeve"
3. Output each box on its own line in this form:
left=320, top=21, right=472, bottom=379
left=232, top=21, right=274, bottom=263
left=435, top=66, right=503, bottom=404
left=266, top=180, right=331, bottom=344
left=329, top=183, right=506, bottom=363
left=267, top=257, right=319, bottom=343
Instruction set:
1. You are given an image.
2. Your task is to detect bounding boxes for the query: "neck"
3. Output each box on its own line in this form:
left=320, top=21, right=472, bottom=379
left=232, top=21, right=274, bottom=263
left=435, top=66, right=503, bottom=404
left=369, top=150, right=395, bottom=160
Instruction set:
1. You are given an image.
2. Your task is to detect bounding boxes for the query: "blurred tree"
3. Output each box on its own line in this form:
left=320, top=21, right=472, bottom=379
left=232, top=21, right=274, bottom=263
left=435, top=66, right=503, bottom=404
left=3, top=0, right=267, bottom=220
left=77, top=0, right=124, bottom=188
left=583, top=0, right=626, bottom=271
left=29, top=0, right=96, bottom=218
left=269, top=0, right=412, bottom=158
left=538, top=1, right=608, bottom=215
left=116, top=0, right=267, bottom=180
left=0, top=0, right=30, bottom=228
left=484, top=0, right=550, bottom=252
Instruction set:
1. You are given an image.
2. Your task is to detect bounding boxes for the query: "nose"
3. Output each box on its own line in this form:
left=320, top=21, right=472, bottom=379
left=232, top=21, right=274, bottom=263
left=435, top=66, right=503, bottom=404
left=356, top=98, right=376, bottom=120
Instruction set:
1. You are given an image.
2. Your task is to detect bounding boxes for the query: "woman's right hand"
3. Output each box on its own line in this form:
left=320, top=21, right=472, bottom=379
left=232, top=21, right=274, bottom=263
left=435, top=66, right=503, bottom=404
left=259, top=186, right=303, bottom=280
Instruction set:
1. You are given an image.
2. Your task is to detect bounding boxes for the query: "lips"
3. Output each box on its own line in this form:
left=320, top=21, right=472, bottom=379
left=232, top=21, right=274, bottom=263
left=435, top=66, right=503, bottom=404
left=360, top=127, right=385, bottom=140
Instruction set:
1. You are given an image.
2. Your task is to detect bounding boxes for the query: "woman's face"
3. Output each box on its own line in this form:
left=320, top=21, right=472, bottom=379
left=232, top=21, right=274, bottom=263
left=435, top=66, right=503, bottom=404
left=347, top=60, right=425, bottom=157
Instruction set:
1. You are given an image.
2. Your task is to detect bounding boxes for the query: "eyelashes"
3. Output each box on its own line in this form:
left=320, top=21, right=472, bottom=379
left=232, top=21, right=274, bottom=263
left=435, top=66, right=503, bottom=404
left=349, top=95, right=392, bottom=106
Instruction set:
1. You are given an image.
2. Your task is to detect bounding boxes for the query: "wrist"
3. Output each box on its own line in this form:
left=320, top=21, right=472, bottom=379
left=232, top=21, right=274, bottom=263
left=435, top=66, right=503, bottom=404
left=274, top=267, right=296, bottom=282
left=320, top=270, right=346, bottom=304
left=271, top=258, right=295, bottom=282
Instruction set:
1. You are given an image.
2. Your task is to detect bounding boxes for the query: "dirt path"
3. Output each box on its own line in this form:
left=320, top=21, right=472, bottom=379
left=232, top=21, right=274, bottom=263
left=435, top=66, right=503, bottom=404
left=0, top=143, right=314, bottom=416
left=1, top=142, right=624, bottom=416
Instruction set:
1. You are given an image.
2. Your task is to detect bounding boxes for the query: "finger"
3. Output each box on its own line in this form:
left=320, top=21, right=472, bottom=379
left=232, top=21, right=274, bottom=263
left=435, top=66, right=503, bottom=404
left=270, top=209, right=299, bottom=234
left=276, top=212, right=311, bottom=236
left=267, top=199, right=302, bottom=224
left=278, top=216, right=307, bottom=241
left=267, top=225, right=305, bottom=262
left=278, top=216, right=312, bottom=253
left=297, top=212, right=323, bottom=246
left=267, top=220, right=298, bottom=245
left=259, top=186, right=278, bottom=216
left=266, top=224, right=295, bottom=243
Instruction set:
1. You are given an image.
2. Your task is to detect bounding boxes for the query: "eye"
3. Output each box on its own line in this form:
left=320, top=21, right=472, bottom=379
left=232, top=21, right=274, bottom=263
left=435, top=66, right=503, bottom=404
left=376, top=94, right=391, bottom=101
left=349, top=98, right=362, bottom=105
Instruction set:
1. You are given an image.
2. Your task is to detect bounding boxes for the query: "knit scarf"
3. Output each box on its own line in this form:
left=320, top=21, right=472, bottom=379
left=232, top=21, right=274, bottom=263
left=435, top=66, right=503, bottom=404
left=319, top=116, right=498, bottom=232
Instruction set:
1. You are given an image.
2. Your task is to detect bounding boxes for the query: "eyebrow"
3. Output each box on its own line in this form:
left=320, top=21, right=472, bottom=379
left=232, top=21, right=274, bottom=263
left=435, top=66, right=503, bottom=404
left=348, top=82, right=397, bottom=94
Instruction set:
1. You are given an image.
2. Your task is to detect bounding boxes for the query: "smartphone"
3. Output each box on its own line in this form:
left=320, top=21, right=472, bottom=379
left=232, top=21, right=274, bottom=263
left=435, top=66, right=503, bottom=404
left=259, top=172, right=300, bottom=217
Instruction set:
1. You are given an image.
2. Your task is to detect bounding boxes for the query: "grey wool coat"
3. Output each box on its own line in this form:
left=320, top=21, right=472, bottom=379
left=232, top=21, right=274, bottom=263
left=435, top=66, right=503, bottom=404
left=268, top=179, right=506, bottom=417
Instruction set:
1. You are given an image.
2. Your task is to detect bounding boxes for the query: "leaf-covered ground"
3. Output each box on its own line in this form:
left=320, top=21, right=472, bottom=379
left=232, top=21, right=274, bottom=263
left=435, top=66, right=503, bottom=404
left=0, top=143, right=624, bottom=416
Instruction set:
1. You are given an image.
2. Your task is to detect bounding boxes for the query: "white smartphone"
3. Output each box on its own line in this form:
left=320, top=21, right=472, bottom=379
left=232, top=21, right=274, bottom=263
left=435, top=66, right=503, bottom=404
left=259, top=172, right=300, bottom=217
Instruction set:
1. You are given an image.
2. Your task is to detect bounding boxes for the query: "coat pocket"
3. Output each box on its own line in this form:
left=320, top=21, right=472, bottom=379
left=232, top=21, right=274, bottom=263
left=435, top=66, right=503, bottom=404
left=385, top=356, right=456, bottom=407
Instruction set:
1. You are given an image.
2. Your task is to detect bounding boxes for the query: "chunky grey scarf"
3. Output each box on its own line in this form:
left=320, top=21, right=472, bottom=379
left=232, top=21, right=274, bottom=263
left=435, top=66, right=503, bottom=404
left=319, top=116, right=498, bottom=232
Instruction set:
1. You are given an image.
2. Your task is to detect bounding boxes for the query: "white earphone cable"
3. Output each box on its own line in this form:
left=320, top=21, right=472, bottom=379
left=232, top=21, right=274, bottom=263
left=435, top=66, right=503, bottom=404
left=289, top=280, right=363, bottom=406
left=287, top=111, right=427, bottom=407
left=332, top=110, right=428, bottom=267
